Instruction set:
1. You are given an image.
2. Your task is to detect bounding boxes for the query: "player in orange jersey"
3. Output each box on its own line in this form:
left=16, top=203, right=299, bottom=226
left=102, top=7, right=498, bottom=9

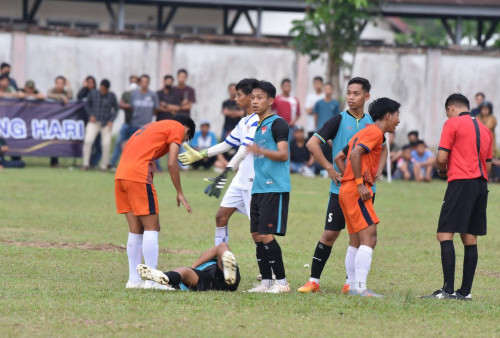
left=336, top=97, right=400, bottom=298
left=115, top=115, right=195, bottom=289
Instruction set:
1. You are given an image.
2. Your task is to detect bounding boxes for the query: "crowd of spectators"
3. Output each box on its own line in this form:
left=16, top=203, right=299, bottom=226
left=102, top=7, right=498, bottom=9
left=0, top=61, right=499, bottom=181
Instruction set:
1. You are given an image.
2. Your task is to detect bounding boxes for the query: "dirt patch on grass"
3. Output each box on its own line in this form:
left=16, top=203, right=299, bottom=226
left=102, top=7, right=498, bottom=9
left=1, top=240, right=200, bottom=255
left=478, top=270, right=500, bottom=278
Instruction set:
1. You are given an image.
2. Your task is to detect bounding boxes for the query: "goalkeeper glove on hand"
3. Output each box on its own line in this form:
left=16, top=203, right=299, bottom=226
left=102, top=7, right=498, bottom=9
left=204, top=167, right=232, bottom=198
left=178, top=143, right=207, bottom=165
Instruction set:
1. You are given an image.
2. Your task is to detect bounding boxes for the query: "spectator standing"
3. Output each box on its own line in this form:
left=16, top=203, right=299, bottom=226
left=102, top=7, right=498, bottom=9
left=82, top=79, right=118, bottom=170
left=156, top=75, right=181, bottom=121
left=47, top=76, right=74, bottom=167
left=272, top=78, right=300, bottom=128
left=312, top=83, right=340, bottom=130
left=110, top=75, right=139, bottom=169
left=305, top=76, right=325, bottom=138
left=18, top=80, right=45, bottom=100
left=221, top=83, right=243, bottom=137
left=190, top=120, right=217, bottom=169
left=476, top=101, right=496, bottom=156
left=0, top=62, right=18, bottom=91
left=174, top=69, right=196, bottom=116
left=471, top=92, right=485, bottom=117
left=77, top=76, right=97, bottom=101
left=290, top=126, right=315, bottom=177
left=0, top=74, right=18, bottom=98
left=411, top=140, right=435, bottom=181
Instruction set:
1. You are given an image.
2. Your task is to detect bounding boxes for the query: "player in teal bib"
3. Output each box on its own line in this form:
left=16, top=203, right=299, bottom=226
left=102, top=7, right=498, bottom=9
left=297, top=77, right=388, bottom=294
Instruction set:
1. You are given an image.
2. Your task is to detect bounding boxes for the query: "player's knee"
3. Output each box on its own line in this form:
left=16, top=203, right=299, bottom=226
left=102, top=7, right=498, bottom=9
left=321, top=231, right=339, bottom=245
left=215, top=212, right=228, bottom=226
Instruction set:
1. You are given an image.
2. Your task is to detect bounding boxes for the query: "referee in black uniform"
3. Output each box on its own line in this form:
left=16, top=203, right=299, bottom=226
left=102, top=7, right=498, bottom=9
left=423, top=94, right=493, bottom=300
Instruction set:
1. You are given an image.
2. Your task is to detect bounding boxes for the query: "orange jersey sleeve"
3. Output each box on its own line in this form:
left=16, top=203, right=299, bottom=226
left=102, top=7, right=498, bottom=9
left=115, top=120, right=184, bottom=184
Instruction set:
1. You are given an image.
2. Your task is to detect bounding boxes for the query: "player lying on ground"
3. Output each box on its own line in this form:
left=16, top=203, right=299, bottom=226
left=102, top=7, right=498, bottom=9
left=336, top=97, right=400, bottom=298
left=115, top=115, right=195, bottom=290
left=137, top=243, right=240, bottom=292
left=178, top=78, right=259, bottom=245
left=298, top=77, right=388, bottom=294
left=422, top=93, right=493, bottom=301
left=245, top=80, right=291, bottom=293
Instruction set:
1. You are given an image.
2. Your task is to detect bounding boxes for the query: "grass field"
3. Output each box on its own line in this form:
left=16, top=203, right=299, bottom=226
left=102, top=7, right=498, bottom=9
left=1, top=162, right=500, bottom=337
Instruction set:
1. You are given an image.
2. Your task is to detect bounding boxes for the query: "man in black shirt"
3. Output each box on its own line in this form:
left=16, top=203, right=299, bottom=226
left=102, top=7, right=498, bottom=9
left=290, top=126, right=315, bottom=177
left=157, top=75, right=181, bottom=121
left=221, top=83, right=243, bottom=137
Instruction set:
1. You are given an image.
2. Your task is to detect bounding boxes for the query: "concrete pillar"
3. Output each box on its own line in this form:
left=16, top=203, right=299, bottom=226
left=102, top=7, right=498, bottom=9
left=10, top=32, right=26, bottom=86
left=256, top=8, right=262, bottom=37
left=118, top=0, right=125, bottom=31
left=157, top=39, right=174, bottom=86
left=425, top=48, right=442, bottom=145
left=295, top=53, right=309, bottom=127
left=455, top=17, right=463, bottom=45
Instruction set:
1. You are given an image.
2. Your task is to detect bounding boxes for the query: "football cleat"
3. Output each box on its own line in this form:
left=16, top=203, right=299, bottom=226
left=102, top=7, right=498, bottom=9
left=137, top=264, right=170, bottom=286
left=359, top=289, right=384, bottom=298
left=421, top=289, right=456, bottom=299
left=341, top=283, right=350, bottom=294
left=266, top=281, right=291, bottom=293
left=125, top=280, right=148, bottom=289
left=297, top=281, right=320, bottom=293
left=454, top=290, right=472, bottom=301
left=221, top=251, right=238, bottom=285
left=246, top=282, right=272, bottom=293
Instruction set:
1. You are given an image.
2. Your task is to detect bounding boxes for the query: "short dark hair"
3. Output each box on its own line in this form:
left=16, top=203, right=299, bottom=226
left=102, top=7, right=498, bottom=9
left=171, top=114, right=195, bottom=140
left=86, top=76, right=96, bottom=86
left=407, top=130, right=419, bottom=138
left=55, top=75, right=66, bottom=82
left=402, top=144, right=411, bottom=151
left=475, top=92, right=485, bottom=99
left=164, top=75, right=174, bottom=82
left=445, top=93, right=470, bottom=110
left=479, top=101, right=493, bottom=115
left=415, top=140, right=426, bottom=146
left=0, top=73, right=8, bottom=80
left=0, top=62, right=10, bottom=70
left=129, top=75, right=139, bottom=81
left=368, top=97, right=401, bottom=122
left=255, top=80, right=277, bottom=98
left=235, top=78, right=258, bottom=95
left=348, top=77, right=371, bottom=93
left=177, top=69, right=188, bottom=76
left=281, top=78, right=291, bottom=86
left=100, top=79, right=110, bottom=89
left=140, top=74, right=150, bottom=81
left=313, top=76, right=323, bottom=83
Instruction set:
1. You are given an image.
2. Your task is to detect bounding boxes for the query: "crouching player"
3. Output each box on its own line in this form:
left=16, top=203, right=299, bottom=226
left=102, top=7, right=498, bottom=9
left=137, top=243, right=240, bottom=292
left=337, top=98, right=400, bottom=297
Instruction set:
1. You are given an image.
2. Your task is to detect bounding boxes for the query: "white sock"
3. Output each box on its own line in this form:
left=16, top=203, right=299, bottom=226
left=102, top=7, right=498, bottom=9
left=354, top=245, right=373, bottom=292
left=262, top=279, right=273, bottom=288
left=214, top=226, right=228, bottom=246
left=142, top=230, right=159, bottom=269
left=345, top=246, right=358, bottom=290
left=127, top=233, right=143, bottom=283
left=276, top=278, right=288, bottom=286
left=309, top=277, right=320, bottom=284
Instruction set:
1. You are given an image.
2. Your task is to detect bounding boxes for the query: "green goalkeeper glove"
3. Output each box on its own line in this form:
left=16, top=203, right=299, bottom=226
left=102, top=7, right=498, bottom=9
left=204, top=167, right=232, bottom=198
left=178, top=143, right=207, bottom=165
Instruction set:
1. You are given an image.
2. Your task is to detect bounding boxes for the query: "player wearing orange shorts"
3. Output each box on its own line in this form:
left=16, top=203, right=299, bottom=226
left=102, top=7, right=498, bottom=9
left=336, top=97, right=400, bottom=297
left=115, top=115, right=195, bottom=289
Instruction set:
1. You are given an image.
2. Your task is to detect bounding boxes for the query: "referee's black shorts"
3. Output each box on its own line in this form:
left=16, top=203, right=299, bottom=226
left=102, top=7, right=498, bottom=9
left=438, top=178, right=489, bottom=236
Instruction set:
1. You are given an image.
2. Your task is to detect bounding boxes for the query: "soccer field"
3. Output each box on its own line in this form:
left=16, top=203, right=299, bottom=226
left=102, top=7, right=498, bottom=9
left=1, top=166, right=500, bottom=336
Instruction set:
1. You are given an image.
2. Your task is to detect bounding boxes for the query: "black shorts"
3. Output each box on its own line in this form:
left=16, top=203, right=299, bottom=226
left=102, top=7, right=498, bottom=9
left=324, top=193, right=375, bottom=231
left=192, top=263, right=241, bottom=292
left=250, top=192, right=289, bottom=236
left=438, top=179, right=488, bottom=236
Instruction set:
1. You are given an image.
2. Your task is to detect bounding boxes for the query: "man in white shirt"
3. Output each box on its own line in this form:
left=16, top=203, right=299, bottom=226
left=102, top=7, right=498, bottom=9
left=305, top=76, right=325, bottom=138
left=178, top=79, right=259, bottom=245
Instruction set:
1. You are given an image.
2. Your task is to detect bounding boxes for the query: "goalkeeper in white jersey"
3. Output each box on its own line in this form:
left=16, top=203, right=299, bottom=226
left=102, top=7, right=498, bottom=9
left=179, top=78, right=259, bottom=245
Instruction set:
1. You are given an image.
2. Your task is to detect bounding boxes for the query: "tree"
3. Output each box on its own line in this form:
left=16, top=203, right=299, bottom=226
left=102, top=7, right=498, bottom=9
left=290, top=0, right=374, bottom=99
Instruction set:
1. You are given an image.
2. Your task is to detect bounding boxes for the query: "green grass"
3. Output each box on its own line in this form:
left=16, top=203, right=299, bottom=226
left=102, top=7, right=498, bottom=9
left=1, top=164, right=500, bottom=337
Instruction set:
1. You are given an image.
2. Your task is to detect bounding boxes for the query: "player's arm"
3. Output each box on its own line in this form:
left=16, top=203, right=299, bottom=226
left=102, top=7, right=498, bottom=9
left=307, top=115, right=342, bottom=184
left=168, top=143, right=192, bottom=213
left=350, top=145, right=372, bottom=202
left=436, top=120, right=455, bottom=177
left=375, top=143, right=388, bottom=181
left=190, top=246, right=218, bottom=268
left=334, top=145, right=349, bottom=175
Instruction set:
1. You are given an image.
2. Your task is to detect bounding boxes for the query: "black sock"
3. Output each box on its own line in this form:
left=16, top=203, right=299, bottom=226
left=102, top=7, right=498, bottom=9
left=310, top=241, right=332, bottom=279
left=440, top=240, right=455, bottom=294
left=165, top=271, right=181, bottom=286
left=264, top=239, right=286, bottom=280
left=256, top=242, right=273, bottom=280
left=458, top=244, right=478, bottom=296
